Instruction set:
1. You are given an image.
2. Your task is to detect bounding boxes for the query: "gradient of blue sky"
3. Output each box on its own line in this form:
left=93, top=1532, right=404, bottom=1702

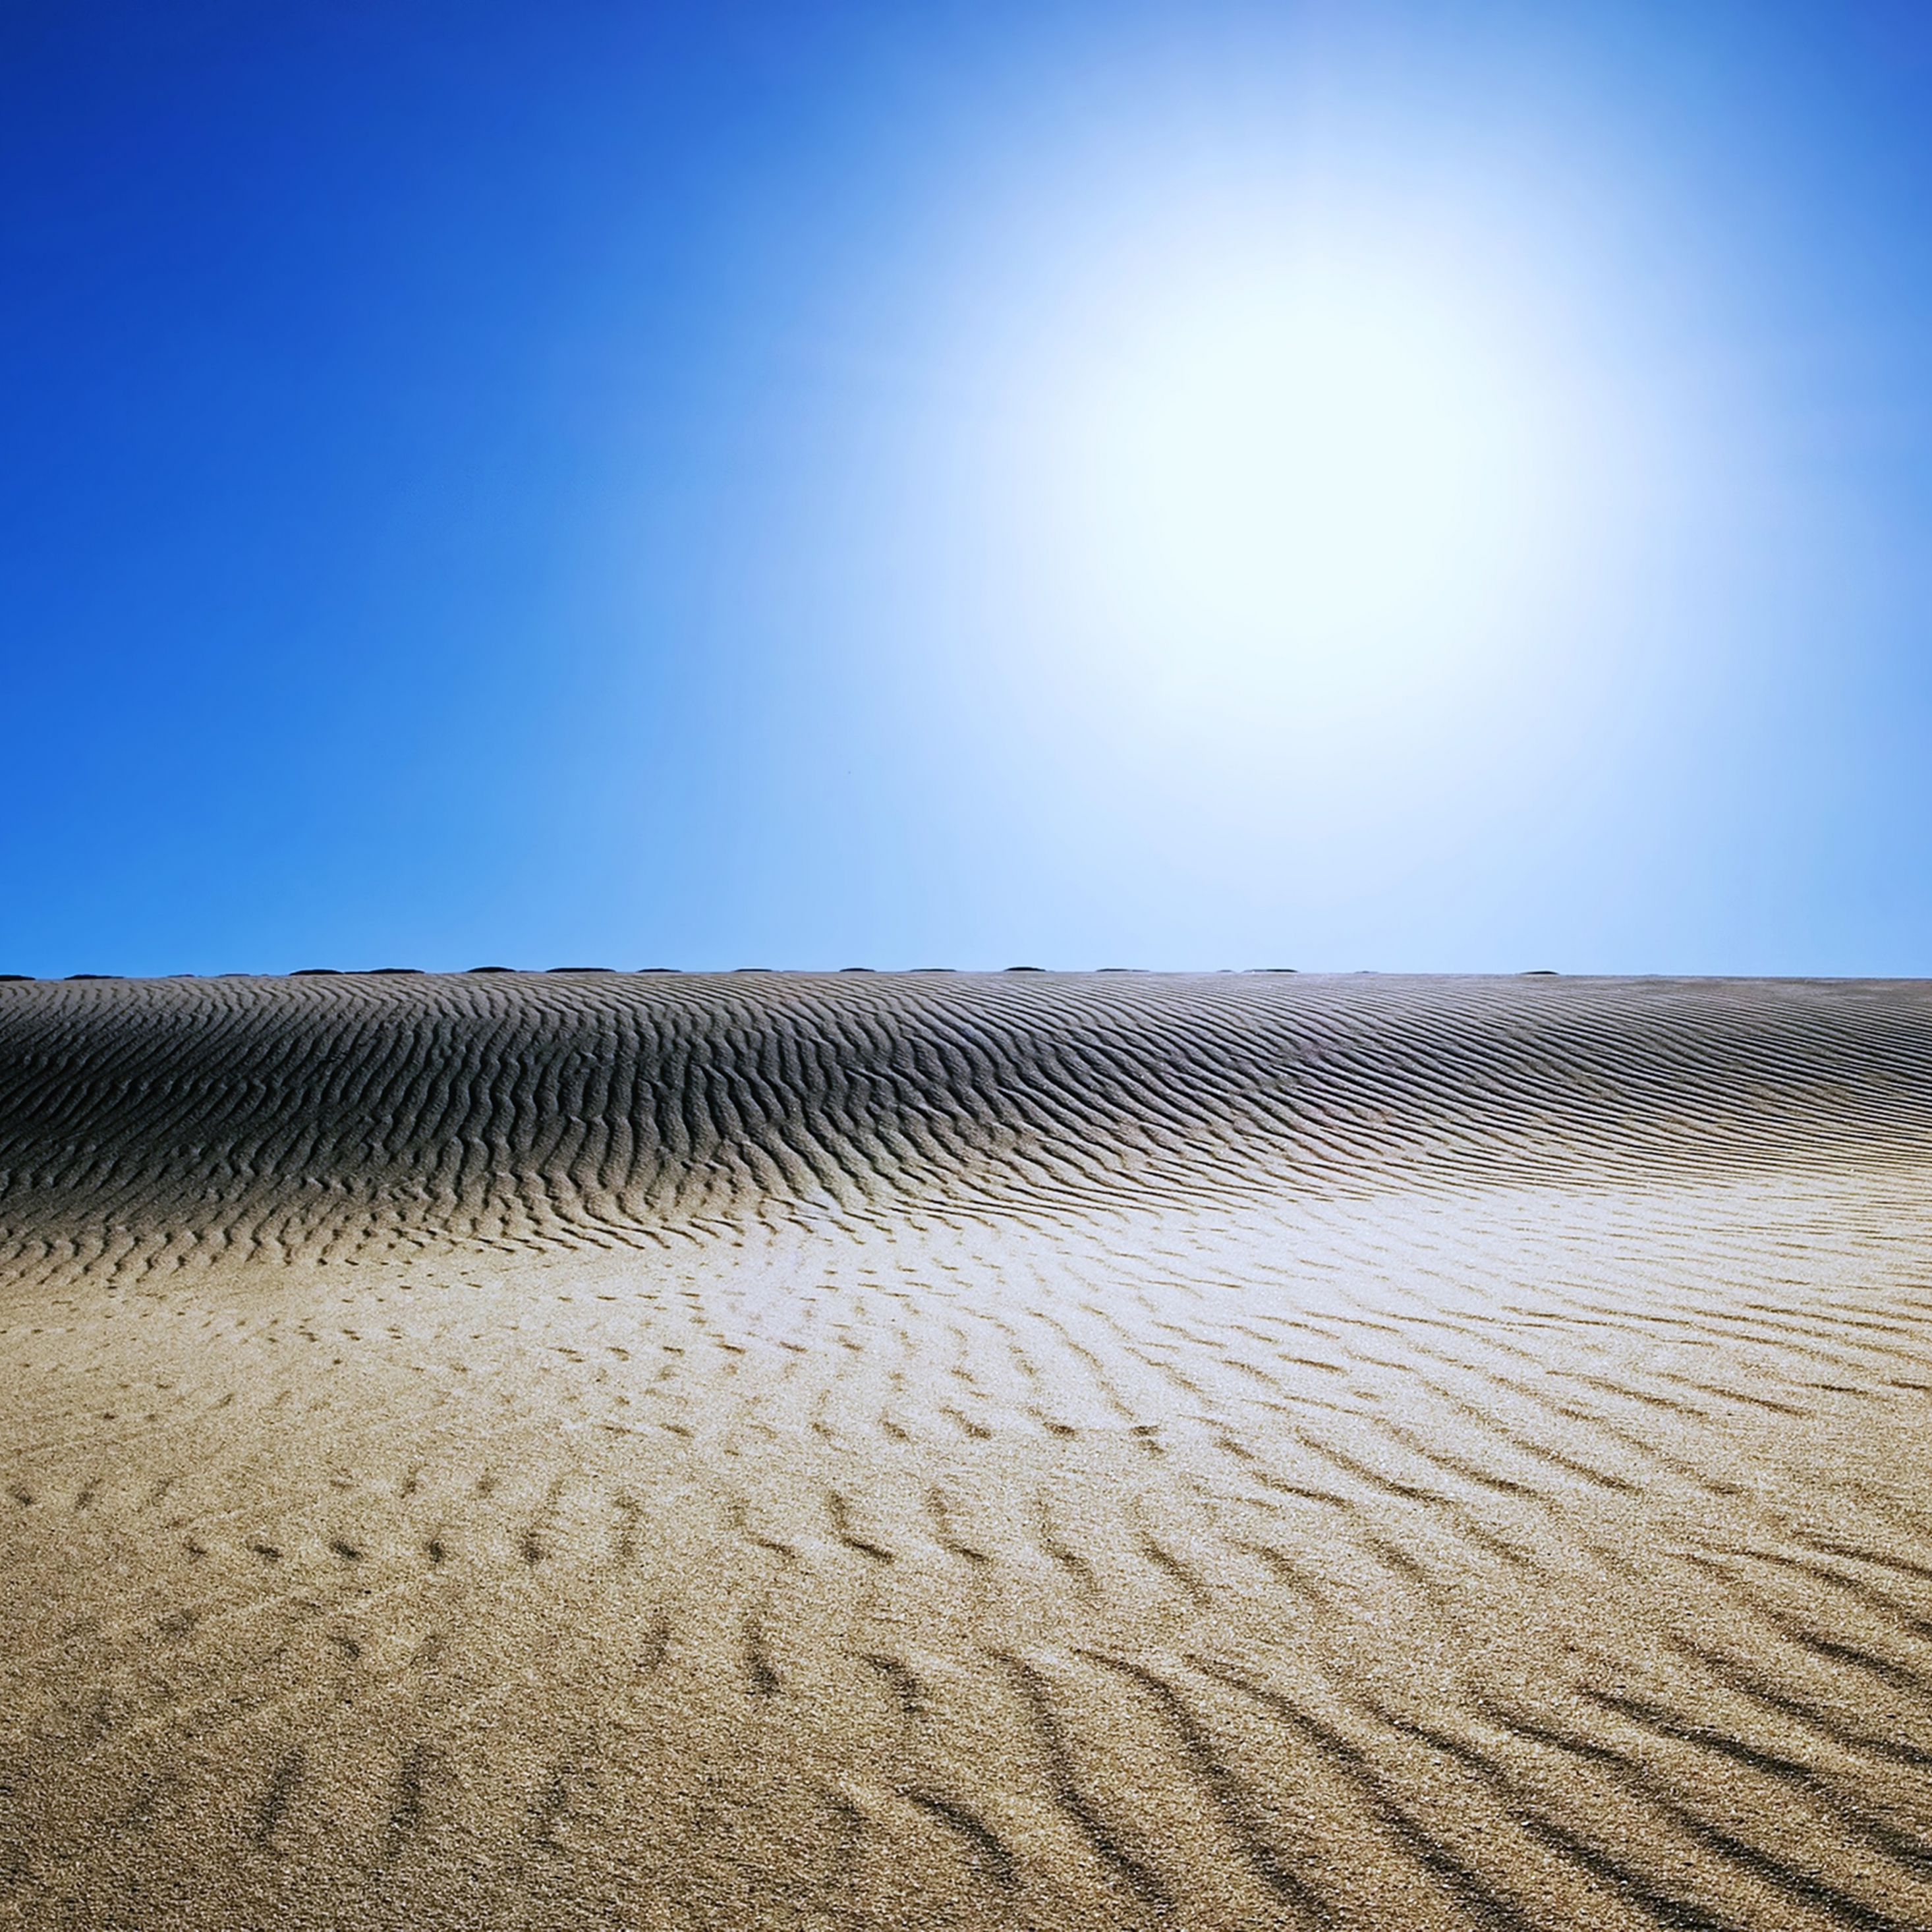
left=5, top=1, right=1931, bottom=974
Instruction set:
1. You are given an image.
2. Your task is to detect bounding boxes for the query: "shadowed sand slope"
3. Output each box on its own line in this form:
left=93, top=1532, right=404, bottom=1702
left=4, top=973, right=1932, bottom=1929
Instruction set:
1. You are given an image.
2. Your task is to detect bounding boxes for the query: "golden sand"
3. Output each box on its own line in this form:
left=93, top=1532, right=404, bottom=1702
left=2, top=971, right=1929, bottom=1929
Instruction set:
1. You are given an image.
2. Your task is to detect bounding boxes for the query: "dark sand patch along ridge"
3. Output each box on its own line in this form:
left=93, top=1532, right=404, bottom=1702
left=3, top=971, right=1931, bottom=1280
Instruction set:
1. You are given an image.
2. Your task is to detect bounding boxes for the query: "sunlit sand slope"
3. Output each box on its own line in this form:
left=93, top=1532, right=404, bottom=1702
left=3, top=972, right=1931, bottom=1931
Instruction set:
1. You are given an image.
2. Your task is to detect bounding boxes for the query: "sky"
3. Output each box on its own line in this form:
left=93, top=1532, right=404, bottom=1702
left=5, top=0, right=1932, bottom=976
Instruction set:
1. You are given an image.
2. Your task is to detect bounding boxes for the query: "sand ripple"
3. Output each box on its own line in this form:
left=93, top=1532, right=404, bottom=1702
left=2, top=973, right=1929, bottom=1928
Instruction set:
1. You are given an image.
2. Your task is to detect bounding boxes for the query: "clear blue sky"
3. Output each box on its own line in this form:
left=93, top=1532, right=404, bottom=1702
left=5, top=1, right=1931, bottom=975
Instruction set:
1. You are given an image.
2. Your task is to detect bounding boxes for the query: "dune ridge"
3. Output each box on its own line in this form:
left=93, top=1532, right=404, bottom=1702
left=4, top=971, right=1931, bottom=1273
left=3, top=973, right=1931, bottom=1929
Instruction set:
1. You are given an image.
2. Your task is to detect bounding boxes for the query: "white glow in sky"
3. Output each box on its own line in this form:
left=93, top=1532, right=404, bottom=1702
left=1044, top=250, right=1551, bottom=706
left=930, top=171, right=1618, bottom=801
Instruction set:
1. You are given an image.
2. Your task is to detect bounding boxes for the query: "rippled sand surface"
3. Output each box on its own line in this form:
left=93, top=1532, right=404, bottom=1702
left=4, top=970, right=1931, bottom=1930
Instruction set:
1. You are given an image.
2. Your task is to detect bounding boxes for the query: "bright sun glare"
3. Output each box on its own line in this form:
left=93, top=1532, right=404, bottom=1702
left=1042, top=256, right=1550, bottom=706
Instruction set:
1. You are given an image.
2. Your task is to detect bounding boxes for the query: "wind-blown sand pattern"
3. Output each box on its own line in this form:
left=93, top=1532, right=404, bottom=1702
left=4, top=971, right=1932, bottom=1931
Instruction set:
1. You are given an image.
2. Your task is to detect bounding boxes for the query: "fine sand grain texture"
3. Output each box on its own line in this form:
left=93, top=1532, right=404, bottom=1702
left=3, top=970, right=1931, bottom=1930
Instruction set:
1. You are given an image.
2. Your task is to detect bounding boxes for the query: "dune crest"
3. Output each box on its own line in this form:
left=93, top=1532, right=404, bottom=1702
left=4, top=971, right=1929, bottom=1271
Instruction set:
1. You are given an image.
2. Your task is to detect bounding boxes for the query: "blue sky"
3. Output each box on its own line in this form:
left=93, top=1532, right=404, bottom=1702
left=5, top=1, right=1931, bottom=975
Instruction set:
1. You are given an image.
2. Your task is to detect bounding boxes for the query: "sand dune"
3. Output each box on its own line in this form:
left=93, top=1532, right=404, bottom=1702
left=3, top=971, right=1931, bottom=1929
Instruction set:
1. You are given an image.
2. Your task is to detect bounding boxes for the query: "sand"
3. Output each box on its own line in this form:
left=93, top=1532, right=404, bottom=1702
left=2, top=969, right=1930, bottom=1930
